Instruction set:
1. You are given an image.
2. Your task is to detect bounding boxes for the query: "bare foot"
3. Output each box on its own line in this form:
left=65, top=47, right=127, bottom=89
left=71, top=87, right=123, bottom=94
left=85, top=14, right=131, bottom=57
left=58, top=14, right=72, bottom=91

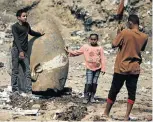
left=124, top=117, right=130, bottom=121
left=101, top=114, right=112, bottom=121
left=101, top=113, right=109, bottom=118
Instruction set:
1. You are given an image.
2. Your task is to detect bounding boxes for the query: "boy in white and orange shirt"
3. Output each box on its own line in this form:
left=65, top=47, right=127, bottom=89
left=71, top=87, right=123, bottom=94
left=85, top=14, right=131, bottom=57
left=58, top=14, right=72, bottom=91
left=65, top=34, right=106, bottom=103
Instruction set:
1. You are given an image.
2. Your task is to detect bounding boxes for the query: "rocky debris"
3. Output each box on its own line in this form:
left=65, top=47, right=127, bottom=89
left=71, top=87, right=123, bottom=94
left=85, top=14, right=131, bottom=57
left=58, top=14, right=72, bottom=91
left=31, top=104, right=41, bottom=109
left=145, top=115, right=152, bottom=121
left=0, top=22, right=13, bottom=45
left=147, top=10, right=152, bottom=16
left=69, top=4, right=110, bottom=30
left=0, top=0, right=151, bottom=121
left=130, top=0, right=140, bottom=6
left=110, top=0, right=120, bottom=4
left=0, top=80, right=151, bottom=121
left=71, top=30, right=86, bottom=37
left=0, top=0, right=40, bottom=14
left=104, top=43, right=112, bottom=49
left=0, top=86, right=12, bottom=109
left=8, top=91, right=40, bottom=110
left=13, top=109, right=39, bottom=116
left=5, top=24, right=13, bottom=39
left=68, top=0, right=152, bottom=35
left=0, top=21, right=6, bottom=32
left=55, top=105, right=88, bottom=121
left=0, top=62, right=4, bottom=68
left=0, top=32, right=6, bottom=42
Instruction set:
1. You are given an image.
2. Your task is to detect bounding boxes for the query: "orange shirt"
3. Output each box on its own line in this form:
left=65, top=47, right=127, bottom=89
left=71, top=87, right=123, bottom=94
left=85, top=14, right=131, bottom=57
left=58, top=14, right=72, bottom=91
left=112, top=29, right=148, bottom=74
left=68, top=44, right=106, bottom=72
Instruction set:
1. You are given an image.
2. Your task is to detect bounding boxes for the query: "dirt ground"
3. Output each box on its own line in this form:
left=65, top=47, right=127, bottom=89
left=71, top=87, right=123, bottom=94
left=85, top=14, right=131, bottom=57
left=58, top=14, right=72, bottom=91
left=0, top=0, right=152, bottom=121
left=0, top=53, right=152, bottom=121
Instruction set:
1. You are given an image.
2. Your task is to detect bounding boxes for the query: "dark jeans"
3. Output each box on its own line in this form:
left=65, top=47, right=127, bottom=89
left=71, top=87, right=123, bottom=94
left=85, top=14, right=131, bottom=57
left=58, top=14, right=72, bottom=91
left=11, top=46, right=32, bottom=93
left=108, top=73, right=139, bottom=102
left=86, top=69, right=101, bottom=84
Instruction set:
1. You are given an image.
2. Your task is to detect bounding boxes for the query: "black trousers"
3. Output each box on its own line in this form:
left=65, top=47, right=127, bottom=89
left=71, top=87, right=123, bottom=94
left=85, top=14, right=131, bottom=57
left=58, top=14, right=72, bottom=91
left=108, top=73, right=139, bottom=103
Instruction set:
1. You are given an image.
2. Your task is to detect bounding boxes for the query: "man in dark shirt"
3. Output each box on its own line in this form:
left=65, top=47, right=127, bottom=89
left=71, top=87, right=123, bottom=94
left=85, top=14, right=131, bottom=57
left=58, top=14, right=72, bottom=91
left=11, top=9, right=44, bottom=95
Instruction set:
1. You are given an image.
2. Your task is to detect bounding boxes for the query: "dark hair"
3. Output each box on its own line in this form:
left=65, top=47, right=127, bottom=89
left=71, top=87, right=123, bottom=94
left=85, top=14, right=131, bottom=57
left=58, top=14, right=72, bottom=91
left=16, top=9, right=27, bottom=17
left=128, top=15, right=139, bottom=25
left=89, top=33, right=99, bottom=40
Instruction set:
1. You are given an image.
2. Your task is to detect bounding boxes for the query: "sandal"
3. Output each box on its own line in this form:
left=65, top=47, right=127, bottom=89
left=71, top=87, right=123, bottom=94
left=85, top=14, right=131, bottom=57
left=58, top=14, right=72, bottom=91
left=128, top=116, right=138, bottom=121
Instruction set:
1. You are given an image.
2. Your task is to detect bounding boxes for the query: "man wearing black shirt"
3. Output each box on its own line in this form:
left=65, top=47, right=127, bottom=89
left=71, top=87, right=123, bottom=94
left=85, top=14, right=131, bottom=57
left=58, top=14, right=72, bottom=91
left=11, top=9, right=44, bottom=95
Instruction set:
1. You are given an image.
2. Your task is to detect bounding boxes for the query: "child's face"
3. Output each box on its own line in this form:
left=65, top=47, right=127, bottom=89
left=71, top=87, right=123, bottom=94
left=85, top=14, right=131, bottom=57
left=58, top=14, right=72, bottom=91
left=89, top=35, right=98, bottom=46
left=17, top=12, right=27, bottom=23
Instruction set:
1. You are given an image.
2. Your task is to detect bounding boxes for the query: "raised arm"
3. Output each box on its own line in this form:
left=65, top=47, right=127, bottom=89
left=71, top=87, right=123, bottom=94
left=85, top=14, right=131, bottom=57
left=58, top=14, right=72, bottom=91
left=100, top=47, right=106, bottom=73
left=141, top=39, right=148, bottom=51
left=112, top=30, right=124, bottom=48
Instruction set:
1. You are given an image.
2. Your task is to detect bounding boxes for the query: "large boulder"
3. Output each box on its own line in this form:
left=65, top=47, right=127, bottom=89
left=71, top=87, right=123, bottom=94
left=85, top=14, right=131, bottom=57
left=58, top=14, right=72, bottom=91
left=27, top=0, right=70, bottom=92
left=28, top=18, right=69, bottom=92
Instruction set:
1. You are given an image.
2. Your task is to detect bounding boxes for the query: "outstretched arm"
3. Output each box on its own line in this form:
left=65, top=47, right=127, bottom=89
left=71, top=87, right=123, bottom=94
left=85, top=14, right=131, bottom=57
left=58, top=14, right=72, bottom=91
left=65, top=46, right=84, bottom=57
left=28, top=24, right=45, bottom=37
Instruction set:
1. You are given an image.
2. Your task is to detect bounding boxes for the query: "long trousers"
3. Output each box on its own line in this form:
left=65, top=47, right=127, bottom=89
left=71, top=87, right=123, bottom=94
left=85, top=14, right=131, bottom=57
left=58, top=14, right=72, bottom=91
left=86, top=69, right=101, bottom=84
left=11, top=46, right=32, bottom=93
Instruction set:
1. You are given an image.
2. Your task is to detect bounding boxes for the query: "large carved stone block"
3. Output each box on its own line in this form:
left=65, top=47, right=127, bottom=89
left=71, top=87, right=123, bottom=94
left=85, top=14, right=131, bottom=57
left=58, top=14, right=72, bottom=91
left=28, top=18, right=69, bottom=92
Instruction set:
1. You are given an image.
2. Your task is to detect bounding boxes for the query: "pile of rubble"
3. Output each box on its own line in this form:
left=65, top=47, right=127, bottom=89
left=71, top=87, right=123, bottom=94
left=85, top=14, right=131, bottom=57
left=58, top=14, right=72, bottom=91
left=0, top=86, right=41, bottom=116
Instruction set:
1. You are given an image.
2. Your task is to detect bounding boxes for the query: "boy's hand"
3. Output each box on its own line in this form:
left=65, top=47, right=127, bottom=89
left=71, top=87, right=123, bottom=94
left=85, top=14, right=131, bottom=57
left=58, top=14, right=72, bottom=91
left=101, top=71, right=105, bottom=75
left=38, top=29, right=45, bottom=36
left=19, top=52, right=25, bottom=59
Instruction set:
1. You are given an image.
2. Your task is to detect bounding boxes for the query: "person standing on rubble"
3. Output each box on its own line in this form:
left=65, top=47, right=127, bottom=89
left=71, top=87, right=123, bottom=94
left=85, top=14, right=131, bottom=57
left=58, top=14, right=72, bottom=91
left=103, top=14, right=148, bottom=121
left=11, top=8, right=45, bottom=95
left=65, top=34, right=106, bottom=104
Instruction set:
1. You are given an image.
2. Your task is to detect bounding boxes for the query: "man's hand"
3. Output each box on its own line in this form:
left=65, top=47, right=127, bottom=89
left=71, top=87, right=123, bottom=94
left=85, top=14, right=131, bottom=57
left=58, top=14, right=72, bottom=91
left=101, top=71, right=105, bottom=75
left=117, top=24, right=124, bottom=34
left=19, top=52, right=25, bottom=59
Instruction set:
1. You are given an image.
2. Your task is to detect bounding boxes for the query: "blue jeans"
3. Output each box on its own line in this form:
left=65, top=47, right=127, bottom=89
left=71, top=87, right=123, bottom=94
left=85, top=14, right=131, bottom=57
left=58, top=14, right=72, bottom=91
left=11, top=46, right=32, bottom=93
left=86, top=69, right=101, bottom=84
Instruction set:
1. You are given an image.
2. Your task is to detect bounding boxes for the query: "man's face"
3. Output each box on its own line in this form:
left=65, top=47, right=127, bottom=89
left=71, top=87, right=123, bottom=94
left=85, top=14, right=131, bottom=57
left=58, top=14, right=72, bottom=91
left=89, top=35, right=98, bottom=46
left=18, top=12, right=27, bottom=23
